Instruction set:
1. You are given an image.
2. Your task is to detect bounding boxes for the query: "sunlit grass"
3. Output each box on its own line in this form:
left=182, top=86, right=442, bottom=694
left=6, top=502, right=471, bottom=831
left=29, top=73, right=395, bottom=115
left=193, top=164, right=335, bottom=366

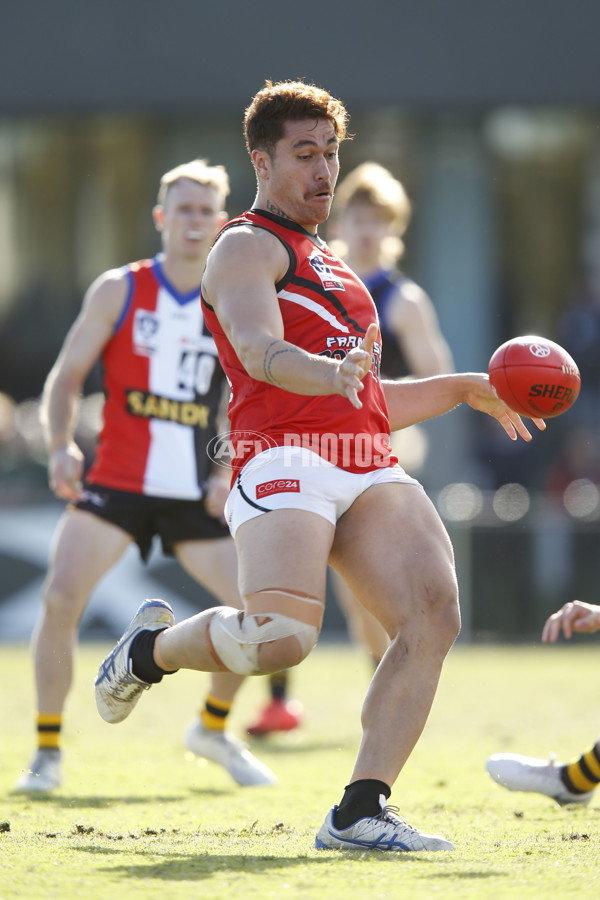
left=1, top=641, right=599, bottom=899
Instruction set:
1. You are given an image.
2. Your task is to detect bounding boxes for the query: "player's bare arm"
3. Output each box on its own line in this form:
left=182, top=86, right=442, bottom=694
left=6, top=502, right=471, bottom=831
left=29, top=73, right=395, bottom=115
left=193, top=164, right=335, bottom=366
left=42, top=269, right=128, bottom=500
left=542, top=600, right=600, bottom=643
left=389, top=282, right=454, bottom=377
left=204, top=227, right=376, bottom=408
left=383, top=373, right=546, bottom=441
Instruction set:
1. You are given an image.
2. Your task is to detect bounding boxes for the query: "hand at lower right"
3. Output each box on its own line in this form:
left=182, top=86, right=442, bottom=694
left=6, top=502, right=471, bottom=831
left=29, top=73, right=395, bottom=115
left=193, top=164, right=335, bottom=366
left=541, top=600, right=600, bottom=642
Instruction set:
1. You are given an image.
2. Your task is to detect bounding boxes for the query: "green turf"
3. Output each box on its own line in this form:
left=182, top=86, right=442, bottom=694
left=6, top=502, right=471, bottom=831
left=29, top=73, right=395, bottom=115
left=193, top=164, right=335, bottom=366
left=1, top=640, right=599, bottom=899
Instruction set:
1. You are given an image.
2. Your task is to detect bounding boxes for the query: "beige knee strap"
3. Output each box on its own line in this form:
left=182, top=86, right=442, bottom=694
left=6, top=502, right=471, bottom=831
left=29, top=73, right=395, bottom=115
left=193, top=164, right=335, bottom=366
left=207, top=588, right=323, bottom=675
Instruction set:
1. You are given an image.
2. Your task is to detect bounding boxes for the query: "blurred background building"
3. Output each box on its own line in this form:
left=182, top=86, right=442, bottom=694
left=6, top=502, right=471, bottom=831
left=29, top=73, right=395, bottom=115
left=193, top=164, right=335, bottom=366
left=2, top=0, right=600, bottom=640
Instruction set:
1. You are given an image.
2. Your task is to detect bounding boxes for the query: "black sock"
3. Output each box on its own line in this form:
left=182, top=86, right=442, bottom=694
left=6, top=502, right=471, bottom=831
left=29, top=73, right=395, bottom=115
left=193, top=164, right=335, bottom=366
left=129, top=629, right=170, bottom=684
left=333, top=779, right=391, bottom=830
left=269, top=670, right=288, bottom=701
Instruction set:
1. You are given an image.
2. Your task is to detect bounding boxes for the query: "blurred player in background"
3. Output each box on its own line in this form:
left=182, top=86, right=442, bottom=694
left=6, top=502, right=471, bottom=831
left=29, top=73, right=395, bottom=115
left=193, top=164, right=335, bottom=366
left=247, top=161, right=454, bottom=736
left=95, top=79, right=544, bottom=852
left=16, top=159, right=276, bottom=792
left=486, top=599, right=600, bottom=806
left=332, top=161, right=453, bottom=380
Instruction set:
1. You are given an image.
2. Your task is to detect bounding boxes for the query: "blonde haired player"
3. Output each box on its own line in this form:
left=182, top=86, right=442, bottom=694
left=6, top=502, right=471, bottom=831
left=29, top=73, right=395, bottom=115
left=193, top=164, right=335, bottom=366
left=16, top=159, right=276, bottom=792
left=487, top=600, right=600, bottom=805
left=331, top=161, right=453, bottom=378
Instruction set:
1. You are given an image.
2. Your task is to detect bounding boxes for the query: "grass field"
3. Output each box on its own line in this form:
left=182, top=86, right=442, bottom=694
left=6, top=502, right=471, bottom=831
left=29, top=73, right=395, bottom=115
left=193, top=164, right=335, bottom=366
left=1, top=639, right=599, bottom=899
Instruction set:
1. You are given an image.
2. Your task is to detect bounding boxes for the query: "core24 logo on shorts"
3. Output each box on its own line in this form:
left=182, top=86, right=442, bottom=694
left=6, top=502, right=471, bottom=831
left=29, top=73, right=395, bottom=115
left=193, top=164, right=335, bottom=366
left=256, top=479, right=301, bottom=499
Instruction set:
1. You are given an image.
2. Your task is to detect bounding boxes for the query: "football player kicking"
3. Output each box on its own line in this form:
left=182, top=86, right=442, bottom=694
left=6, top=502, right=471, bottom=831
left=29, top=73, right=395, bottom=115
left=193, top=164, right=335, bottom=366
left=96, top=80, right=545, bottom=852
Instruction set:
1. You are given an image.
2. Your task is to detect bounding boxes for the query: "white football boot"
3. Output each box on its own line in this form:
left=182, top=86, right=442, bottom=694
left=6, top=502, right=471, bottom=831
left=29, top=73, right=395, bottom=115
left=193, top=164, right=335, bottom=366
left=185, top=720, right=277, bottom=786
left=315, top=796, right=454, bottom=852
left=486, top=753, right=595, bottom=806
left=95, top=598, right=174, bottom=723
left=15, top=748, right=62, bottom=792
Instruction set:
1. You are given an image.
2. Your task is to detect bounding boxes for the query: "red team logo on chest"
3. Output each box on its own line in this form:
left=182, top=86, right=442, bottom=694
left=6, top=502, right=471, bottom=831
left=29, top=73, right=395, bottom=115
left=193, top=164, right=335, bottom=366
left=256, top=479, right=301, bottom=499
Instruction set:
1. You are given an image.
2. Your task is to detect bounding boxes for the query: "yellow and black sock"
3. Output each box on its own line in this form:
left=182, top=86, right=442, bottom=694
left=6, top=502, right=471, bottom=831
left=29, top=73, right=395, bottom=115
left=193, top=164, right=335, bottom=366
left=37, top=714, right=62, bottom=751
left=201, top=694, right=232, bottom=732
left=561, top=742, right=600, bottom=794
left=269, top=670, right=289, bottom=702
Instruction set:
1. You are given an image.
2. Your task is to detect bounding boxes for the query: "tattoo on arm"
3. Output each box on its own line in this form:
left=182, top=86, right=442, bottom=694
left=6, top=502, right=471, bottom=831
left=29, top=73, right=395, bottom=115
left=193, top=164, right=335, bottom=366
left=265, top=200, right=293, bottom=221
left=263, top=340, right=302, bottom=387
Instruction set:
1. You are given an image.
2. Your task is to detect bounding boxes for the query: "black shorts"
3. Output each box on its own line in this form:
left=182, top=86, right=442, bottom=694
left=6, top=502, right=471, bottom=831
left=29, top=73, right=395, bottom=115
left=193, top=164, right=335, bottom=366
left=73, top=483, right=230, bottom=561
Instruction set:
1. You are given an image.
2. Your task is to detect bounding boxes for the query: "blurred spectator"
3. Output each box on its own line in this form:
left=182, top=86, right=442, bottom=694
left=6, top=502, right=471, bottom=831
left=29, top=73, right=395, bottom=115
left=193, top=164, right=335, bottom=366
left=0, top=390, right=105, bottom=504
left=544, top=425, right=600, bottom=499
left=0, top=393, right=49, bottom=503
left=558, top=272, right=600, bottom=428
left=472, top=413, right=544, bottom=491
left=0, top=391, right=20, bottom=466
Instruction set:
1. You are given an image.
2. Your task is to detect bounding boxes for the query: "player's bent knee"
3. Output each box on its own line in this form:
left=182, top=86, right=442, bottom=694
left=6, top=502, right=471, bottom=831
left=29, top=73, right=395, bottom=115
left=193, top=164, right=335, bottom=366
left=446, top=596, right=462, bottom=643
left=42, top=581, right=84, bottom=623
left=427, top=581, right=461, bottom=651
left=206, top=606, right=319, bottom=676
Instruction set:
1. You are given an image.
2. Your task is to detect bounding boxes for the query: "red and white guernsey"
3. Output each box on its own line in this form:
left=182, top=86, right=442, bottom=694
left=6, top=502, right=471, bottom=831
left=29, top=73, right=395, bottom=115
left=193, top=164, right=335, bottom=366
left=201, top=209, right=397, bottom=476
left=87, top=256, right=224, bottom=499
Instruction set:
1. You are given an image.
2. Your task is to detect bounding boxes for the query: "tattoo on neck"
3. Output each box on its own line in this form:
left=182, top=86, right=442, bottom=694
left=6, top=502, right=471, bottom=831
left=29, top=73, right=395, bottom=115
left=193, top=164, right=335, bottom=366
left=263, top=340, right=300, bottom=387
left=266, top=200, right=292, bottom=221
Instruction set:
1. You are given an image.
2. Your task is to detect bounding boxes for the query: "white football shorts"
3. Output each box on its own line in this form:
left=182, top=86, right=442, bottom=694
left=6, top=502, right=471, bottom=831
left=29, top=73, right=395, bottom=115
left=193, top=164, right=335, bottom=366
left=225, top=445, right=423, bottom=537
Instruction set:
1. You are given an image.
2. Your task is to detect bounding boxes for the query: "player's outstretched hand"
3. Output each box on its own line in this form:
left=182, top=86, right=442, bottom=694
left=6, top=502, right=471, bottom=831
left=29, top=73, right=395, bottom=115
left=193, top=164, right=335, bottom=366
left=49, top=443, right=85, bottom=501
left=334, top=322, right=379, bottom=409
left=542, top=600, right=600, bottom=642
left=464, top=374, right=546, bottom=441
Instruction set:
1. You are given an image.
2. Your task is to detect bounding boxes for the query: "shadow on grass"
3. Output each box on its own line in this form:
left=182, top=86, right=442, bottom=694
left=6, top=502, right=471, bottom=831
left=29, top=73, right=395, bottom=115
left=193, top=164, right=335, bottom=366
left=72, top=845, right=458, bottom=879
left=427, top=871, right=510, bottom=879
left=8, top=787, right=233, bottom=808
left=246, top=738, right=355, bottom=755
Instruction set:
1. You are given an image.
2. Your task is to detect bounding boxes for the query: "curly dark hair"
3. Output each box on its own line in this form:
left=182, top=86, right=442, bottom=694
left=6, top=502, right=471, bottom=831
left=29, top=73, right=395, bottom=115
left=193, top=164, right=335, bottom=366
left=244, top=80, right=351, bottom=156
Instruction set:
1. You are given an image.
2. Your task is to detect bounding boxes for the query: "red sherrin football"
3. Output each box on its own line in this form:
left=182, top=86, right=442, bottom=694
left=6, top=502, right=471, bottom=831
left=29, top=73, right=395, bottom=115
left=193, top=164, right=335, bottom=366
left=488, top=335, right=580, bottom=418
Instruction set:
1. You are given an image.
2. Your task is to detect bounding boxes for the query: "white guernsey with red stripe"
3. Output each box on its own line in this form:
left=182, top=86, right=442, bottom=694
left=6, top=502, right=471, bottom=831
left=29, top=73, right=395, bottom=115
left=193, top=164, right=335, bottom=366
left=87, top=256, right=224, bottom=498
